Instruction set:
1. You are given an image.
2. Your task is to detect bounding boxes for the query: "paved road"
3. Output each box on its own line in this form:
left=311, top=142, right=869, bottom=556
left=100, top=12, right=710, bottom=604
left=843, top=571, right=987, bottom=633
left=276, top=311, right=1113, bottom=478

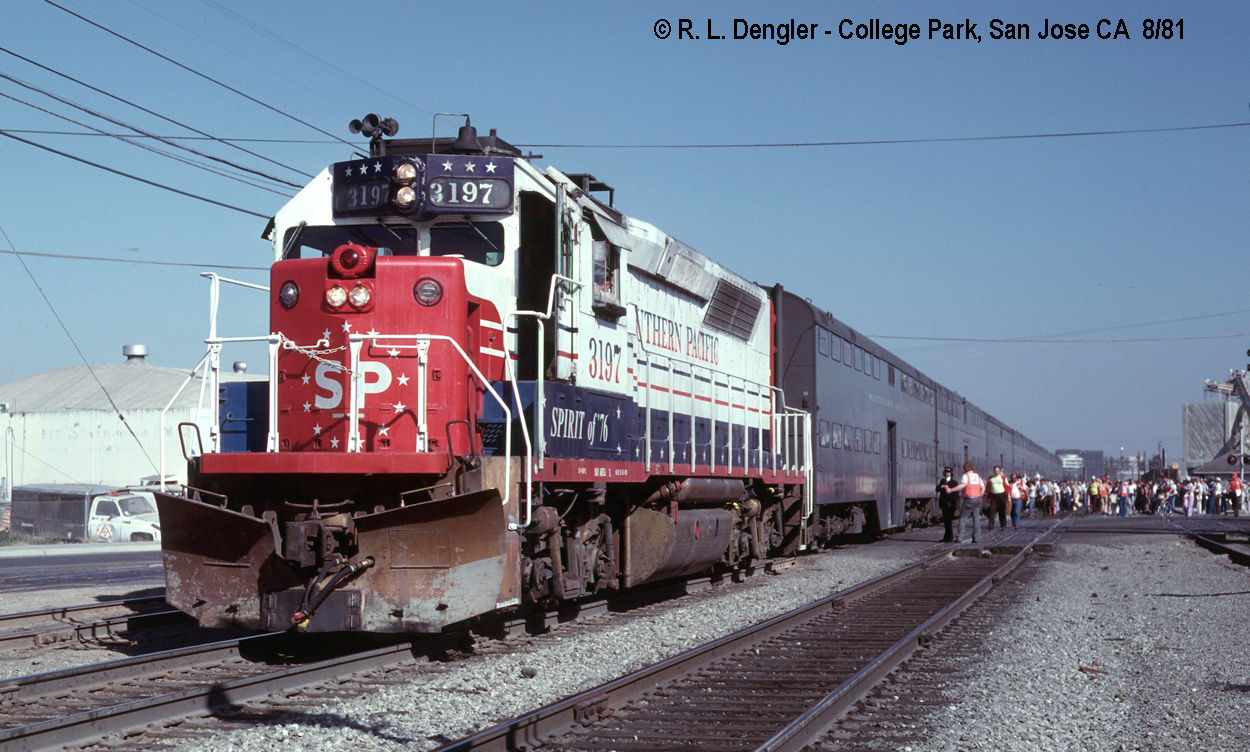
left=0, top=542, right=163, bottom=594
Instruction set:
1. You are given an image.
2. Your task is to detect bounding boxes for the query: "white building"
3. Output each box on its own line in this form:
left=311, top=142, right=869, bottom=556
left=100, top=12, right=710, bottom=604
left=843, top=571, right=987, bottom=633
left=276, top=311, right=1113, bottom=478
left=0, top=345, right=210, bottom=501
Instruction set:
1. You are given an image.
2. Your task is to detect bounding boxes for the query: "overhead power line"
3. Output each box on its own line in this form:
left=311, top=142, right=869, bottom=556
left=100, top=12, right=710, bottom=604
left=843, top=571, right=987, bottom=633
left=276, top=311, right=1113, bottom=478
left=518, top=121, right=1250, bottom=149
left=42, top=0, right=354, bottom=148
left=0, top=86, right=295, bottom=196
left=0, top=221, right=158, bottom=475
left=0, top=249, right=267, bottom=271
left=0, top=45, right=312, bottom=181
left=0, top=129, right=336, bottom=144
left=0, top=129, right=270, bottom=219
left=5, top=120, right=1246, bottom=152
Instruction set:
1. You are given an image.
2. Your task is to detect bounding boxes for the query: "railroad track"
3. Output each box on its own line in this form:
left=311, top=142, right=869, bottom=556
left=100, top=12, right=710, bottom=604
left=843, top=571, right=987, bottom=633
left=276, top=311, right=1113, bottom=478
left=0, top=554, right=798, bottom=751
left=1164, top=515, right=1250, bottom=566
left=0, top=596, right=188, bottom=653
left=430, top=519, right=1065, bottom=752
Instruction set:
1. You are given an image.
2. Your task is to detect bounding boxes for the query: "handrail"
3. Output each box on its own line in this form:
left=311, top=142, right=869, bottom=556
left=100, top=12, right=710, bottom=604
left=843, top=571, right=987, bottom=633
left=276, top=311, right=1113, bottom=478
left=627, top=304, right=808, bottom=484
left=159, top=350, right=213, bottom=491
left=348, top=333, right=515, bottom=513
left=503, top=311, right=542, bottom=530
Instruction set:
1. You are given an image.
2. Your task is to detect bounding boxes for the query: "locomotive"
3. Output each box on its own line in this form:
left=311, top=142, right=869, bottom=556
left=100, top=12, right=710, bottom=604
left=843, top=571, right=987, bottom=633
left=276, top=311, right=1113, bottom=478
left=154, top=116, right=1058, bottom=634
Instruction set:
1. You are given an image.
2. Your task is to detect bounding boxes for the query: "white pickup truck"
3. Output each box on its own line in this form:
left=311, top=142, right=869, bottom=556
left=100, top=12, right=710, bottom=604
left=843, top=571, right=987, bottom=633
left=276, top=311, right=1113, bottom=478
left=9, top=484, right=162, bottom=542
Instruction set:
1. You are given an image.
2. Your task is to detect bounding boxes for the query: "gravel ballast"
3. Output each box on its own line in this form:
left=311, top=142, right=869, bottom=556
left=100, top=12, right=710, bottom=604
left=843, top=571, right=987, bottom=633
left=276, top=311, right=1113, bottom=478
left=903, top=536, right=1250, bottom=752
left=172, top=544, right=920, bottom=752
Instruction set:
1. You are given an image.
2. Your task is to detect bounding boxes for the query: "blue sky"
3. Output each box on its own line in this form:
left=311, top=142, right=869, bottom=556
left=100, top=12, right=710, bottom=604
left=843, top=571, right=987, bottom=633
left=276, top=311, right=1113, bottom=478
left=1, top=0, right=1246, bottom=466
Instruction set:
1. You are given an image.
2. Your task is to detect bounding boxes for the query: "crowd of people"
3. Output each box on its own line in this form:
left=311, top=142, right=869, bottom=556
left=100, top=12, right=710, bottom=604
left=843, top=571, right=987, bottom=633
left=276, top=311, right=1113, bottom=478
left=934, top=461, right=1246, bottom=543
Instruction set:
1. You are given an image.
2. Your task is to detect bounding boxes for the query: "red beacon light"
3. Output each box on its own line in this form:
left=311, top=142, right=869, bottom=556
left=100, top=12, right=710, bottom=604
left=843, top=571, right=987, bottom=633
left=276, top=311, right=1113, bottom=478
left=330, top=243, right=376, bottom=278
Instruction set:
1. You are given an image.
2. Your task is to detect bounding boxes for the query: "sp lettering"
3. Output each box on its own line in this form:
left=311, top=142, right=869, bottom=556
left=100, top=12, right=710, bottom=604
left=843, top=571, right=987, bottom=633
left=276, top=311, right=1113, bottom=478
left=314, top=360, right=393, bottom=409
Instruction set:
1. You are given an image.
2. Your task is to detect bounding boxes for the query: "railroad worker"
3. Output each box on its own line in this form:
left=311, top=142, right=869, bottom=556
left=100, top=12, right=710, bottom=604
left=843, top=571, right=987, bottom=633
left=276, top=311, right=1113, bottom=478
left=1231, top=474, right=1243, bottom=516
left=936, top=467, right=960, bottom=542
left=1117, top=480, right=1132, bottom=517
left=985, top=466, right=1009, bottom=530
left=1008, top=472, right=1024, bottom=529
left=949, top=460, right=984, bottom=544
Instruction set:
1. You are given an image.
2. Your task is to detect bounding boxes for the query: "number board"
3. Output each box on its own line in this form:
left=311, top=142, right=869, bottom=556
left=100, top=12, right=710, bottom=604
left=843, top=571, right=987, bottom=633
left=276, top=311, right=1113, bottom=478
left=423, top=155, right=514, bottom=215
left=333, top=180, right=388, bottom=212
left=332, top=156, right=421, bottom=216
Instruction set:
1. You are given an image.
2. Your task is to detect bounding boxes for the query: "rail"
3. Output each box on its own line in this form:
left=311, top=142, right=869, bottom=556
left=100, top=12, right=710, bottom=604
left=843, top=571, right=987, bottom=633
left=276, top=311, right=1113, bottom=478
left=430, top=521, right=1060, bottom=752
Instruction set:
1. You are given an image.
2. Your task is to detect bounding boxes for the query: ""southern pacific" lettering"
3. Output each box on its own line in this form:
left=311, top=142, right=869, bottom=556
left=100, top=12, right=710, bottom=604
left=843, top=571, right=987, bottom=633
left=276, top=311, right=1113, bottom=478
left=635, top=308, right=719, bottom=365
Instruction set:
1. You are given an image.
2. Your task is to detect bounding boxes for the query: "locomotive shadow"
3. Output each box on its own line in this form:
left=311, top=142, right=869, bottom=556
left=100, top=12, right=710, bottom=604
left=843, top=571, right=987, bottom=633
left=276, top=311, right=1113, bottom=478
left=207, top=684, right=418, bottom=744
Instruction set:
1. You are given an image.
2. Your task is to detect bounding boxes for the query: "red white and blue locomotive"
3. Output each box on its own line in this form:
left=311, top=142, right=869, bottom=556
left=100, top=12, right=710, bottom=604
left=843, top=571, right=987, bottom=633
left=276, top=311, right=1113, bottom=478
left=155, top=116, right=1059, bottom=634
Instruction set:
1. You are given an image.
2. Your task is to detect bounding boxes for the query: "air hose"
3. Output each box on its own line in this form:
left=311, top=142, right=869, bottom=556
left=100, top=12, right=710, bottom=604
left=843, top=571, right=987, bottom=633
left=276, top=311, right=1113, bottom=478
left=290, top=556, right=375, bottom=632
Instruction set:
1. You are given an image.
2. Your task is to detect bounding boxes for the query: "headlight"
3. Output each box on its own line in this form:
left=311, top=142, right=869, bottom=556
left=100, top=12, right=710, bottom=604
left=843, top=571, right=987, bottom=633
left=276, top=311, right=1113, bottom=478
left=395, top=185, right=417, bottom=209
left=279, top=281, right=300, bottom=309
left=395, top=162, right=417, bottom=182
left=349, top=284, right=371, bottom=308
left=326, top=285, right=347, bottom=308
left=413, top=278, right=442, bottom=306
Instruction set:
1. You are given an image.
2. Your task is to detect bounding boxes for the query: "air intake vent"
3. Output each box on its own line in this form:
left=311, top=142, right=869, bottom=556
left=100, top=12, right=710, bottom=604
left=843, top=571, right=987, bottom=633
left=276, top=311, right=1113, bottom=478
left=703, top=278, right=762, bottom=341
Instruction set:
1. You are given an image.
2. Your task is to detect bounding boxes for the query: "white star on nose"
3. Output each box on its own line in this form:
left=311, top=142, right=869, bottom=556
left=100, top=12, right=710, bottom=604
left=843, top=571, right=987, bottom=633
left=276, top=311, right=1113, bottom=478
left=397, top=374, right=409, bottom=386
left=378, top=425, right=390, bottom=436
left=485, top=162, right=496, bottom=173
left=330, top=437, right=339, bottom=448
left=342, top=322, right=353, bottom=332
left=301, top=374, right=310, bottom=385
left=388, top=348, right=400, bottom=358
left=394, top=402, right=407, bottom=413
left=365, top=330, right=380, bottom=337
left=373, top=162, right=383, bottom=173
left=303, top=402, right=311, bottom=412
left=442, top=160, right=453, bottom=171
left=312, top=424, right=322, bottom=435
left=323, top=329, right=332, bottom=341
left=464, top=162, right=475, bottom=172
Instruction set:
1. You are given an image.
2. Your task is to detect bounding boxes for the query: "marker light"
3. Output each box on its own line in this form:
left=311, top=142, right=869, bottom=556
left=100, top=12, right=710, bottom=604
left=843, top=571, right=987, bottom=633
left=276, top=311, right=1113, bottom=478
left=395, top=185, right=417, bottom=209
left=330, top=243, right=375, bottom=278
left=349, top=284, right=371, bottom=308
left=413, top=278, right=442, bottom=306
left=326, top=285, right=347, bottom=308
left=279, top=281, right=300, bottom=309
left=395, top=162, right=418, bottom=182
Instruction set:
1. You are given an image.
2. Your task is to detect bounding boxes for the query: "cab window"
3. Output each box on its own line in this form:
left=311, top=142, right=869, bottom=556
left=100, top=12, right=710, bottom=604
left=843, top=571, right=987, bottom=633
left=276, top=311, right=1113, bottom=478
left=430, top=223, right=505, bottom=266
left=282, top=225, right=417, bottom=258
left=94, top=499, right=120, bottom=517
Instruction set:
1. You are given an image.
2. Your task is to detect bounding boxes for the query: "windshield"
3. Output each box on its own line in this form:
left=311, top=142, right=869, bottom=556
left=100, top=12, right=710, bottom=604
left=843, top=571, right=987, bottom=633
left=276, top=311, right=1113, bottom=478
left=117, top=495, right=156, bottom=516
left=281, top=223, right=505, bottom=267
left=430, top=223, right=505, bottom=266
left=283, top=225, right=417, bottom=258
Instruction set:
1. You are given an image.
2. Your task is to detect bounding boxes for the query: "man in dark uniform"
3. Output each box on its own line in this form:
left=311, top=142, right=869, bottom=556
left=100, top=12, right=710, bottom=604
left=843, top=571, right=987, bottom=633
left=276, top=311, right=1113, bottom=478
left=936, top=467, right=960, bottom=542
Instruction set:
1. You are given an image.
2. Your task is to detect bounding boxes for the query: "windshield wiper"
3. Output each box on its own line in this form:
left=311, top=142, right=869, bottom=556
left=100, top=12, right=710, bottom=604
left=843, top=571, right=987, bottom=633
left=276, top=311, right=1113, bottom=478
left=463, top=218, right=499, bottom=252
left=280, top=221, right=306, bottom=260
